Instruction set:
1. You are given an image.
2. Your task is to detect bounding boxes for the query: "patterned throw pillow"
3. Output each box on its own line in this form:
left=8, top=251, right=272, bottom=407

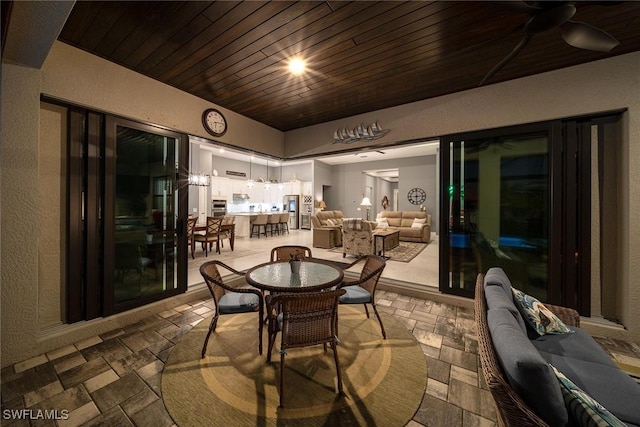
left=550, top=365, right=627, bottom=427
left=376, top=218, right=389, bottom=228
left=511, top=288, right=572, bottom=335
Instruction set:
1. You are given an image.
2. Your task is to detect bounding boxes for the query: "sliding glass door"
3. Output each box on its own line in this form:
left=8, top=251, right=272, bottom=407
left=102, top=120, right=184, bottom=311
left=67, top=109, right=188, bottom=321
left=440, top=123, right=554, bottom=300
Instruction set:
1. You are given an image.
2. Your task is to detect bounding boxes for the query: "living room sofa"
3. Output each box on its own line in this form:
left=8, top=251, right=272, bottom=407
left=376, top=211, right=431, bottom=243
left=475, top=267, right=640, bottom=427
left=311, top=210, right=344, bottom=247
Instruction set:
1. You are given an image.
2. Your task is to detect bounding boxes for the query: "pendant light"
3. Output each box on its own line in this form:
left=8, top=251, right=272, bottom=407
left=264, top=159, right=271, bottom=190
left=188, top=145, right=210, bottom=187
left=247, top=156, right=255, bottom=188
left=278, top=161, right=284, bottom=190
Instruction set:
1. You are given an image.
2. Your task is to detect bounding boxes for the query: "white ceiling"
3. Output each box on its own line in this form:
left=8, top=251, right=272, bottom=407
left=315, top=141, right=439, bottom=165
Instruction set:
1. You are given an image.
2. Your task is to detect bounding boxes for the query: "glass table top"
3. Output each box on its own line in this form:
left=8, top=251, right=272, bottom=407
left=245, top=260, right=344, bottom=292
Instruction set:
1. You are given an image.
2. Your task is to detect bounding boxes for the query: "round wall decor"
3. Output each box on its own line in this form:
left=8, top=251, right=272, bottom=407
left=407, top=188, right=426, bottom=205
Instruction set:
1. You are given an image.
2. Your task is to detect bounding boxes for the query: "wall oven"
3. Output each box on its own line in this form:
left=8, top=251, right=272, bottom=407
left=211, top=199, right=227, bottom=217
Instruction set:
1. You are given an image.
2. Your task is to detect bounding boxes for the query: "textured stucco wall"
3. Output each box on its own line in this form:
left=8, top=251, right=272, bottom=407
left=44, top=42, right=284, bottom=157
left=1, top=63, right=42, bottom=366
left=38, top=103, right=67, bottom=328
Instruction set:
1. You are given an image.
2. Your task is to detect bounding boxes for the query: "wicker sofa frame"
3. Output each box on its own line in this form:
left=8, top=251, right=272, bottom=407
left=474, top=273, right=580, bottom=427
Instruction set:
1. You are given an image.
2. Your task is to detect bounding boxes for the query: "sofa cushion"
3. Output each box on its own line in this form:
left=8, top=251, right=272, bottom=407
left=485, top=285, right=526, bottom=333
left=539, top=353, right=640, bottom=426
left=401, top=218, right=414, bottom=227
left=403, top=211, right=427, bottom=220
left=550, top=365, right=627, bottom=427
left=531, top=327, right=617, bottom=367
left=488, top=308, right=568, bottom=426
left=483, top=267, right=514, bottom=299
left=512, top=288, right=572, bottom=335
left=399, top=227, right=422, bottom=239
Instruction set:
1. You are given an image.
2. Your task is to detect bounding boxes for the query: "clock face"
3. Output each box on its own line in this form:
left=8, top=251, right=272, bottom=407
left=407, top=187, right=426, bottom=205
left=202, top=108, right=227, bottom=137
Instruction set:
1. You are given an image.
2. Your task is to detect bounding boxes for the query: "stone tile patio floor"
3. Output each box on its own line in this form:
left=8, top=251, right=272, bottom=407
left=2, top=289, right=639, bottom=427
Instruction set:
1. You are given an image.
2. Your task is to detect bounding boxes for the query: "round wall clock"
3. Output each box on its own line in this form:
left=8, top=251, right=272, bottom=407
left=202, top=108, right=227, bottom=137
left=407, top=187, right=426, bottom=205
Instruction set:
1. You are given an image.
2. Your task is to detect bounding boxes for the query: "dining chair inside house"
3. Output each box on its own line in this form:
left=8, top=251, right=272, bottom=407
left=114, top=243, right=154, bottom=288
left=270, top=245, right=312, bottom=262
left=267, top=214, right=280, bottom=236
left=278, top=213, right=290, bottom=234
left=199, top=261, right=264, bottom=358
left=251, top=214, right=269, bottom=238
left=186, top=216, right=198, bottom=259
left=336, top=255, right=387, bottom=339
left=219, top=215, right=235, bottom=250
left=194, top=216, right=223, bottom=256
left=265, top=289, right=346, bottom=407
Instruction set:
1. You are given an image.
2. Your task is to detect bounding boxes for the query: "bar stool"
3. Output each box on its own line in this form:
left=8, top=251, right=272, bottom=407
left=267, top=214, right=280, bottom=235
left=251, top=214, right=269, bottom=238
left=279, top=213, right=290, bottom=234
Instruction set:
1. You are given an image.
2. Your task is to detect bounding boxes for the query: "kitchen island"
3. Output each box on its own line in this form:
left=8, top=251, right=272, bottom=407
left=229, top=212, right=284, bottom=237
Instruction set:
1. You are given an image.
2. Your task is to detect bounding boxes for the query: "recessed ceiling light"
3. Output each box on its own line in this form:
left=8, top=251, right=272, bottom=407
left=288, top=58, right=306, bottom=76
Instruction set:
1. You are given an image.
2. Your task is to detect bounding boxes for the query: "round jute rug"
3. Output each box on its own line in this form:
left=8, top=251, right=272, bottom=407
left=162, top=305, right=427, bottom=426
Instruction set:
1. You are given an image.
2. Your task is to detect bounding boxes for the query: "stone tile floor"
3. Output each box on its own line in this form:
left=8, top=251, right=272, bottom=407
left=2, top=289, right=639, bottom=427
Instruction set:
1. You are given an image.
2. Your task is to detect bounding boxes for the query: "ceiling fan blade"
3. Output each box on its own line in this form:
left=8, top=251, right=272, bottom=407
left=480, top=34, right=532, bottom=86
left=561, top=21, right=619, bottom=52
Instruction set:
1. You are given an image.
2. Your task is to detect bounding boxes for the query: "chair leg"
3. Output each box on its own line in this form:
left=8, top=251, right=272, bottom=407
left=371, top=304, right=387, bottom=339
left=258, top=306, right=263, bottom=355
left=331, top=340, right=344, bottom=395
left=364, top=304, right=370, bottom=318
left=279, top=351, right=285, bottom=407
left=201, top=314, right=219, bottom=358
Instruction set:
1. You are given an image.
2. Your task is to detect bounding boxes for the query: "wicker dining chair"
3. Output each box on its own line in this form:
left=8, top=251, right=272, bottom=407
left=199, top=261, right=264, bottom=358
left=194, top=216, right=223, bottom=256
left=270, top=245, right=312, bottom=262
left=186, top=216, right=198, bottom=259
left=265, top=289, right=346, bottom=407
left=336, top=255, right=387, bottom=339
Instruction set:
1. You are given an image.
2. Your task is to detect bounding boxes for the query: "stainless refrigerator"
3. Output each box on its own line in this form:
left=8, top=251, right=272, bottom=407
left=283, top=195, right=299, bottom=229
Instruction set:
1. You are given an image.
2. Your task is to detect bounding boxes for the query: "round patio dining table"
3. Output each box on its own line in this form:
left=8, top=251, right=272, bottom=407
left=245, top=259, right=344, bottom=293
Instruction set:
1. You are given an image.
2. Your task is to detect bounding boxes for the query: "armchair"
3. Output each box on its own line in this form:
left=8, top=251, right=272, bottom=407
left=341, top=218, right=377, bottom=258
left=311, top=210, right=344, bottom=247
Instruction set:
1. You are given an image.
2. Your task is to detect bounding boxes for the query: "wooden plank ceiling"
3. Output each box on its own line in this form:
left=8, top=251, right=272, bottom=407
left=58, top=1, right=640, bottom=132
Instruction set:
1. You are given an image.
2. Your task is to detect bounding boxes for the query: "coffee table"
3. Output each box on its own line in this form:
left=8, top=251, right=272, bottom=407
left=373, top=229, right=400, bottom=259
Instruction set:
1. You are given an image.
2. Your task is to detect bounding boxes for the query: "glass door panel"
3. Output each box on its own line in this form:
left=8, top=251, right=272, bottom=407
left=442, top=132, right=550, bottom=299
left=103, top=117, right=187, bottom=314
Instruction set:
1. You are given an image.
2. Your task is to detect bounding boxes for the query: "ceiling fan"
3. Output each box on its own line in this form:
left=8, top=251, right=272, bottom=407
left=480, top=1, right=620, bottom=86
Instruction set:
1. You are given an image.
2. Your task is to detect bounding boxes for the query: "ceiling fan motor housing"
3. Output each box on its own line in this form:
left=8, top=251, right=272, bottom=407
left=524, top=3, right=576, bottom=33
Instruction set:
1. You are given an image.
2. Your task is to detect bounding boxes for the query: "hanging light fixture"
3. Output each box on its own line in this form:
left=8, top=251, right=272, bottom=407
left=247, top=156, right=255, bottom=188
left=264, top=159, right=271, bottom=190
left=278, top=161, right=284, bottom=190
left=188, top=146, right=210, bottom=187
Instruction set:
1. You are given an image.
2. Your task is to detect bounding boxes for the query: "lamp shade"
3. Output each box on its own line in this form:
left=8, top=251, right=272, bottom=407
left=360, top=197, right=372, bottom=207
left=319, top=200, right=327, bottom=209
